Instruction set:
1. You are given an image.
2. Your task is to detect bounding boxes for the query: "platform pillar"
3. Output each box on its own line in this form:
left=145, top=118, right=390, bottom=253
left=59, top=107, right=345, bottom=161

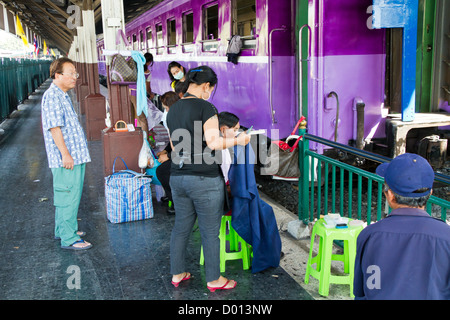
left=80, top=9, right=106, bottom=141
left=100, top=0, right=142, bottom=174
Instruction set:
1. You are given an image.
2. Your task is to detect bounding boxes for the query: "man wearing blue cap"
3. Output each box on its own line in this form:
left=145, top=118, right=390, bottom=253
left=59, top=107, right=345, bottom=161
left=353, top=153, right=450, bottom=300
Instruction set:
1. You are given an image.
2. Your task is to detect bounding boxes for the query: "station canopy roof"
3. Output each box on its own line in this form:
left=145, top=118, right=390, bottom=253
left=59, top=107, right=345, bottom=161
left=2, top=0, right=164, bottom=54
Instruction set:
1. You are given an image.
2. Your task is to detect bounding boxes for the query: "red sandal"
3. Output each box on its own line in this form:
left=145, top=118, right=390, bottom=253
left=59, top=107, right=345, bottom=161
left=207, top=280, right=237, bottom=292
left=171, top=272, right=191, bottom=287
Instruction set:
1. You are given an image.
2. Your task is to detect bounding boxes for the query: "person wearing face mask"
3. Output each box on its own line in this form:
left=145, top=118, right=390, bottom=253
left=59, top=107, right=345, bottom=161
left=167, top=61, right=186, bottom=90
left=166, top=66, right=251, bottom=292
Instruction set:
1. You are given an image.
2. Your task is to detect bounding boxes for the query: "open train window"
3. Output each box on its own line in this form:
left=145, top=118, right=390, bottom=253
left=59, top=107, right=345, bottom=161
left=202, top=2, right=219, bottom=51
left=156, top=23, right=163, bottom=54
left=140, top=30, right=144, bottom=51
left=182, top=11, right=194, bottom=53
left=167, top=18, right=176, bottom=54
left=146, top=27, right=152, bottom=49
left=232, top=0, right=257, bottom=49
left=132, top=34, right=138, bottom=50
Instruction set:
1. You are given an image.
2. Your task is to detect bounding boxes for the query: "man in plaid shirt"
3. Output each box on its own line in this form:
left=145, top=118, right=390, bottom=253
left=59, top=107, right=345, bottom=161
left=41, top=57, right=92, bottom=250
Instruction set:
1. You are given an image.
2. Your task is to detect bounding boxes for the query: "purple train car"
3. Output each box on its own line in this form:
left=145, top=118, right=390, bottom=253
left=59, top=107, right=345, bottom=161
left=97, top=0, right=450, bottom=156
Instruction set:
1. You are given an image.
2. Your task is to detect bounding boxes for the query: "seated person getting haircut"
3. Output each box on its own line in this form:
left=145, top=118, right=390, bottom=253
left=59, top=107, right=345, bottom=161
left=156, top=91, right=180, bottom=214
left=218, top=112, right=241, bottom=184
left=222, top=111, right=282, bottom=273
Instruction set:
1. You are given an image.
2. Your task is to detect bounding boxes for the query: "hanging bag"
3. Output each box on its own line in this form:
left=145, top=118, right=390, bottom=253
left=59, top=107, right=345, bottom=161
left=263, top=116, right=306, bottom=180
left=109, top=30, right=137, bottom=84
left=104, top=157, right=154, bottom=223
left=109, top=54, right=138, bottom=84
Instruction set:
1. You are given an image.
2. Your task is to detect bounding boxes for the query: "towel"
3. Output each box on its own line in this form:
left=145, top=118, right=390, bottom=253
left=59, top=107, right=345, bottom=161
left=228, top=144, right=282, bottom=273
left=131, top=51, right=147, bottom=118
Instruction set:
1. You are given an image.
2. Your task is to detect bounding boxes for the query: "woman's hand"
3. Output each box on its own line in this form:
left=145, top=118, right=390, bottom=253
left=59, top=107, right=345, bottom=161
left=236, top=132, right=251, bottom=146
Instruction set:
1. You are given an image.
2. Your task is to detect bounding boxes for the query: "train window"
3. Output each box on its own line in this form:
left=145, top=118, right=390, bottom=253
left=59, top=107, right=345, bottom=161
left=167, top=18, right=177, bottom=54
left=234, top=0, right=256, bottom=36
left=140, top=30, right=144, bottom=51
left=146, top=27, right=152, bottom=49
left=182, top=11, right=194, bottom=53
left=156, top=23, right=163, bottom=54
left=202, top=3, right=219, bottom=51
left=132, top=34, right=138, bottom=50
left=232, top=0, right=257, bottom=49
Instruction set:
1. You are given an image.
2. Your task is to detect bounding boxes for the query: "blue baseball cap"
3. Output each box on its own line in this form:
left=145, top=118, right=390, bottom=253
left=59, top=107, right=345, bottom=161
left=376, top=153, right=434, bottom=198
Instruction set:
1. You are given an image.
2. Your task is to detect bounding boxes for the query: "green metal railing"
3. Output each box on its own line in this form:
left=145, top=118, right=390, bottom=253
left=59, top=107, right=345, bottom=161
left=0, top=58, right=51, bottom=122
left=298, top=133, right=450, bottom=225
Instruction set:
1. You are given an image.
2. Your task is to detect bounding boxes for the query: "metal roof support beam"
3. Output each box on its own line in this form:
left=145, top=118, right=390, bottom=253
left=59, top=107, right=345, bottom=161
left=16, top=10, right=70, bottom=50
left=24, top=0, right=73, bottom=35
left=42, top=0, right=70, bottom=20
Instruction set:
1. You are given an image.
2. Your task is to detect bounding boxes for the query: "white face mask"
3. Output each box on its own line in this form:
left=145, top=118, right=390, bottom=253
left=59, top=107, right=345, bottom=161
left=173, top=71, right=184, bottom=80
left=162, top=109, right=168, bottom=130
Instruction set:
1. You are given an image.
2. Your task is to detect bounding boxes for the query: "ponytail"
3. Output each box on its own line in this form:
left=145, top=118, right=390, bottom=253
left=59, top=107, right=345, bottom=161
left=186, top=65, right=218, bottom=87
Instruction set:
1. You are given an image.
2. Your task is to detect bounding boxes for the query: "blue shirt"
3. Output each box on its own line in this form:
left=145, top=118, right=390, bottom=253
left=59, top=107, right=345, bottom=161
left=354, top=207, right=450, bottom=300
left=41, top=83, right=91, bottom=168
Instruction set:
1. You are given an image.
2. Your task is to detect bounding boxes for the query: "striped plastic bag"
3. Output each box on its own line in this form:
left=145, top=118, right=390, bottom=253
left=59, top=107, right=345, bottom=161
left=105, top=157, right=154, bottom=223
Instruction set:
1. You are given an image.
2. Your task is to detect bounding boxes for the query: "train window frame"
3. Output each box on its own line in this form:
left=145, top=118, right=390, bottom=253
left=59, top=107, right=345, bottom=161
left=231, top=0, right=257, bottom=49
left=201, top=1, right=220, bottom=52
left=140, top=30, right=144, bottom=51
left=155, top=22, right=164, bottom=55
left=167, top=17, right=177, bottom=54
left=146, top=27, right=152, bottom=50
left=132, top=34, right=138, bottom=50
left=182, top=10, right=195, bottom=53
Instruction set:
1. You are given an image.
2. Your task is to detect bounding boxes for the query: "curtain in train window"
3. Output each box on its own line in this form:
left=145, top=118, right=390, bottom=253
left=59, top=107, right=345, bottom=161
left=146, top=27, right=152, bottom=49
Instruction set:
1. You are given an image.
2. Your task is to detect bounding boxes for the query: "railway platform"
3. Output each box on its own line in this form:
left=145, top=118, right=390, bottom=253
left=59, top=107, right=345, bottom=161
left=0, top=78, right=355, bottom=302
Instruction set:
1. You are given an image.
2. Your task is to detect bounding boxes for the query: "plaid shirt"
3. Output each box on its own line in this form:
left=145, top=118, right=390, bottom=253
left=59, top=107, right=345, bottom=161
left=41, top=83, right=91, bottom=168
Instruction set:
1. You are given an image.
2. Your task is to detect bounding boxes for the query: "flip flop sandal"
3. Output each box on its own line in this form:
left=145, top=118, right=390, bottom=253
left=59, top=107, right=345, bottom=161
left=54, top=231, right=86, bottom=240
left=171, top=272, right=191, bottom=287
left=61, top=239, right=92, bottom=250
left=207, top=280, right=237, bottom=292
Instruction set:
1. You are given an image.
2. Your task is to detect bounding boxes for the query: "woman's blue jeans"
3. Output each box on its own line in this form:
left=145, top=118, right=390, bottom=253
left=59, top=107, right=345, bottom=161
left=169, top=175, right=224, bottom=283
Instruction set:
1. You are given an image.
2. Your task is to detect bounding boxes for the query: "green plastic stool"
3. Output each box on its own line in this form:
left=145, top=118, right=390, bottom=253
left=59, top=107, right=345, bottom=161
left=304, top=218, right=364, bottom=297
left=200, top=215, right=252, bottom=272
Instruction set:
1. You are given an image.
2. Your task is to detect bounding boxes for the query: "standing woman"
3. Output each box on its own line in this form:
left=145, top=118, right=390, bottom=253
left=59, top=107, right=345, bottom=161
left=166, top=66, right=250, bottom=291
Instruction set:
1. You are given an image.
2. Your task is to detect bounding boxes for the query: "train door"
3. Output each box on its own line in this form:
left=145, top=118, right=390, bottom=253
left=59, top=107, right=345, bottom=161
left=416, top=0, right=436, bottom=113
left=299, top=0, right=385, bottom=151
left=430, top=0, right=449, bottom=112
left=386, top=0, right=449, bottom=114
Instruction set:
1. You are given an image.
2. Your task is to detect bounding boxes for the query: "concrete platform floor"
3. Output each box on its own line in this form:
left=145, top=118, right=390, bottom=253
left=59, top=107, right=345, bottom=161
left=0, top=79, right=353, bottom=303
